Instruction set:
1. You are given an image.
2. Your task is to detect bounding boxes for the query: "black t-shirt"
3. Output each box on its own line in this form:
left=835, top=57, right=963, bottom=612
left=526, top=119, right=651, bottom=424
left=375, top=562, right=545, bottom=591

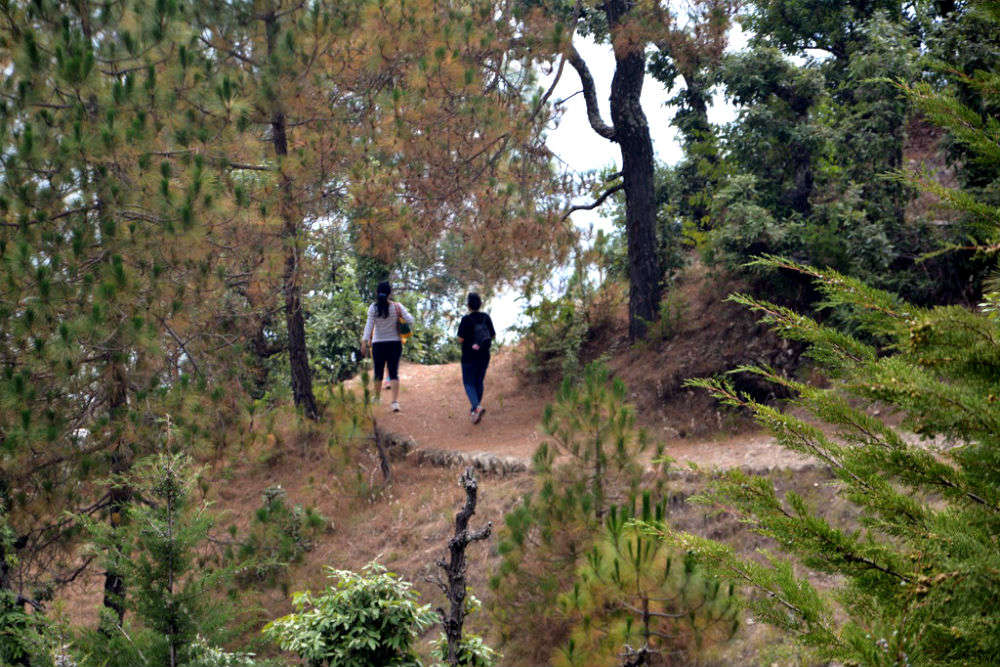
left=457, top=311, right=496, bottom=360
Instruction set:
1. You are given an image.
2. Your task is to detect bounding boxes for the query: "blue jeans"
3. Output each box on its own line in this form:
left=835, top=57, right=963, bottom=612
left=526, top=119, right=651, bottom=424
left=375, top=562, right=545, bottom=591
left=461, top=355, right=490, bottom=411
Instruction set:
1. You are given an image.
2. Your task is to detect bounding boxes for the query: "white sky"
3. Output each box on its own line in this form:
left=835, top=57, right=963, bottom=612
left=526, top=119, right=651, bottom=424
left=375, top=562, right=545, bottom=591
left=487, top=25, right=748, bottom=338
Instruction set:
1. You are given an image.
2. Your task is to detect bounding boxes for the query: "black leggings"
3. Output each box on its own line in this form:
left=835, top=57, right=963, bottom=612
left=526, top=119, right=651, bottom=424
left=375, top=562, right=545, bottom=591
left=372, top=341, right=403, bottom=381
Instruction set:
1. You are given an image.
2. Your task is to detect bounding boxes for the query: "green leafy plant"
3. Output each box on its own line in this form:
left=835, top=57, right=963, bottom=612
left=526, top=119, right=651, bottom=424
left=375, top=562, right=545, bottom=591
left=263, top=562, right=436, bottom=667
left=429, top=632, right=497, bottom=667
left=185, top=635, right=281, bottom=667
left=514, top=252, right=599, bottom=382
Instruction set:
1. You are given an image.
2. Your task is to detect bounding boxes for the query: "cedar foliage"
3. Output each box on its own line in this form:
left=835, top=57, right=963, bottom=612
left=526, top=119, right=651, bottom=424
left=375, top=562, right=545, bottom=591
left=648, top=7, right=1000, bottom=662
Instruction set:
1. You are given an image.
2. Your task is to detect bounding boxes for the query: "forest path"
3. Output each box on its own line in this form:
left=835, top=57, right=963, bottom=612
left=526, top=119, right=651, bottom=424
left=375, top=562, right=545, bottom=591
left=374, top=353, right=811, bottom=472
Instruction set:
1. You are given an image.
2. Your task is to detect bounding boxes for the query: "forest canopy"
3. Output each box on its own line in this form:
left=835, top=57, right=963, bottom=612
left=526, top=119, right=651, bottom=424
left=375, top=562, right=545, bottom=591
left=2, top=0, right=999, bottom=665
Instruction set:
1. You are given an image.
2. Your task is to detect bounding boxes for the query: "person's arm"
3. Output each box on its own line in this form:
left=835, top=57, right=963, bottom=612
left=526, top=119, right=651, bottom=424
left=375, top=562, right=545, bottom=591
left=361, top=304, right=375, bottom=346
left=487, top=314, right=496, bottom=340
left=397, top=301, right=415, bottom=324
left=456, top=316, right=467, bottom=344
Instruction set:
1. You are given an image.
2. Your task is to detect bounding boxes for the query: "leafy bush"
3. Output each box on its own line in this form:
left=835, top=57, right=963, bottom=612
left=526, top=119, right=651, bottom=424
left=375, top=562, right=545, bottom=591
left=516, top=291, right=589, bottom=380
left=395, top=293, right=461, bottom=366
left=705, top=175, right=893, bottom=292
left=514, top=256, right=597, bottom=381
left=263, top=562, right=436, bottom=667
left=429, top=633, right=498, bottom=667
left=184, top=635, right=281, bottom=667
left=306, top=267, right=368, bottom=384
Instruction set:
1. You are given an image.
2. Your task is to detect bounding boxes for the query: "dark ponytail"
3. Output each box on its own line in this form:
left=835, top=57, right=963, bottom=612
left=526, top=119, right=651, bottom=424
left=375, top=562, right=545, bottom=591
left=376, top=281, right=391, bottom=318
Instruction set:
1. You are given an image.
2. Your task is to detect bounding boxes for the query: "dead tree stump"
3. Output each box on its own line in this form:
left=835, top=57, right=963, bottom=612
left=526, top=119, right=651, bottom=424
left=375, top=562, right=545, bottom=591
left=431, top=467, right=492, bottom=667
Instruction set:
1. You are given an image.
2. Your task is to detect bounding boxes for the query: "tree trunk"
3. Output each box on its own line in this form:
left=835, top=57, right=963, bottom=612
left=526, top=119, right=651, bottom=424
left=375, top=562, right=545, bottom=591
left=248, top=314, right=282, bottom=399
left=266, top=13, right=319, bottom=420
left=101, top=359, right=132, bottom=629
left=436, top=468, right=492, bottom=667
left=607, top=3, right=661, bottom=340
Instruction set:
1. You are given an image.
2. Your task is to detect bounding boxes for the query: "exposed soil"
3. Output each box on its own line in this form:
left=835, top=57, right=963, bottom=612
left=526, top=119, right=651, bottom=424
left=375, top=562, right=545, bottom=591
left=376, top=354, right=547, bottom=461
left=378, top=351, right=811, bottom=472
left=584, top=262, right=807, bottom=439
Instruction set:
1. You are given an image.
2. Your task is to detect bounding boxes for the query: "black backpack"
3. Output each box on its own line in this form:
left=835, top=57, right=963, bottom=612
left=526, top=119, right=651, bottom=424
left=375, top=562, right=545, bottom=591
left=472, top=317, right=492, bottom=350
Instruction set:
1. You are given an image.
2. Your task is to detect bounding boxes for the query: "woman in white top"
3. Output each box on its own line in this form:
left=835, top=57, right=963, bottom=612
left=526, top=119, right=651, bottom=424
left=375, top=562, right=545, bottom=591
left=361, top=281, right=414, bottom=411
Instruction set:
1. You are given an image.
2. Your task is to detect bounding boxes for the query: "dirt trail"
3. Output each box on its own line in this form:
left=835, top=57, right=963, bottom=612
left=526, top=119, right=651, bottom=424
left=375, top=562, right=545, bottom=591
left=377, top=353, right=811, bottom=471
left=377, top=354, right=546, bottom=461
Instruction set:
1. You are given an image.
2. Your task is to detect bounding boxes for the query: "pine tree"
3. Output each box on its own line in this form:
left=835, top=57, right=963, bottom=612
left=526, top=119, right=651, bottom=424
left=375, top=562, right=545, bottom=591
left=82, top=453, right=234, bottom=667
left=537, top=362, right=657, bottom=519
left=644, top=6, right=1000, bottom=662
left=520, top=0, right=735, bottom=338
left=491, top=362, right=663, bottom=663
left=0, top=0, right=249, bottom=623
left=557, top=493, right=738, bottom=667
left=191, top=0, right=575, bottom=415
left=0, top=0, right=575, bottom=622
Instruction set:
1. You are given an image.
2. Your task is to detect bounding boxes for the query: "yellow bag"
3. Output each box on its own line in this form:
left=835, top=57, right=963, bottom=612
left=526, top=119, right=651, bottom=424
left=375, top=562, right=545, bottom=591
left=395, top=303, right=412, bottom=344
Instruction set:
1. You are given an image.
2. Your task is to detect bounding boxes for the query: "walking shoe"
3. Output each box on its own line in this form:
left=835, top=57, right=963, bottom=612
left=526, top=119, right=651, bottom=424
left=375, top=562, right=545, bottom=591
left=469, top=409, right=477, bottom=423
left=384, top=381, right=392, bottom=390
left=473, top=406, right=485, bottom=424
left=391, top=401, right=400, bottom=412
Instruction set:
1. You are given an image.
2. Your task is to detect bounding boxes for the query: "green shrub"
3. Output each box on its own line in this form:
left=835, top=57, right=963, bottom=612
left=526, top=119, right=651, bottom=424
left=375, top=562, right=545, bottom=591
left=429, top=633, right=498, bottom=667
left=263, top=562, right=436, bottom=667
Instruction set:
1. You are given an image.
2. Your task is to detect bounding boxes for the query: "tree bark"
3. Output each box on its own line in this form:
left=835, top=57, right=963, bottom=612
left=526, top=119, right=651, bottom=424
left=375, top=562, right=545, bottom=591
left=266, top=12, right=319, bottom=420
left=568, top=10, right=662, bottom=339
left=101, top=358, right=132, bottom=629
left=435, top=468, right=492, bottom=667
left=607, top=0, right=661, bottom=339
left=249, top=314, right=283, bottom=399
left=785, top=99, right=814, bottom=217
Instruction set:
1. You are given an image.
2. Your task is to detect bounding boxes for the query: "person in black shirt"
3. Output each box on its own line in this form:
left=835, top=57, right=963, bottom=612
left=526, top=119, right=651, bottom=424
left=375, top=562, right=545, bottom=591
left=456, top=292, right=496, bottom=424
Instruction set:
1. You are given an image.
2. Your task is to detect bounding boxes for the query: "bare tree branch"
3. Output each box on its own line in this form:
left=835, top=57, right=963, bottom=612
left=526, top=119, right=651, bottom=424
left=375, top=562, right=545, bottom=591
left=562, top=182, right=624, bottom=220
left=566, top=43, right=616, bottom=141
left=436, top=468, right=492, bottom=667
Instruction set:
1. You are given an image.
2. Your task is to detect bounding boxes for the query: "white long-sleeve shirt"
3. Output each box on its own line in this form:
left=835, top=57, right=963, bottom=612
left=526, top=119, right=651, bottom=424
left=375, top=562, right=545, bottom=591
left=362, top=301, right=415, bottom=343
